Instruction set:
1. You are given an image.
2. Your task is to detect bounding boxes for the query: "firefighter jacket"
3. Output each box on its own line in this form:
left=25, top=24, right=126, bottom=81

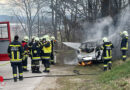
left=101, top=42, right=114, bottom=60
left=8, top=40, right=23, bottom=63
left=40, top=41, right=52, bottom=59
left=22, top=41, right=29, bottom=57
left=121, top=36, right=128, bottom=50
left=51, top=40, right=54, bottom=53
left=28, top=41, right=35, bottom=57
left=31, top=42, right=41, bottom=60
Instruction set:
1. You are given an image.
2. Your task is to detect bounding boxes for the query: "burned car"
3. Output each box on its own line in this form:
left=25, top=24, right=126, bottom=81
left=77, top=41, right=103, bottom=66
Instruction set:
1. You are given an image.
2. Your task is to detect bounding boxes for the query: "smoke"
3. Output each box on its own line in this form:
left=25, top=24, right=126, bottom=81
left=83, top=6, right=130, bottom=43
left=82, top=5, right=130, bottom=59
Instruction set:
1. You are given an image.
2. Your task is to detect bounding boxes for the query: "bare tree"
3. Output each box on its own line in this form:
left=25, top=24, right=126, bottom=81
left=10, top=0, right=47, bottom=39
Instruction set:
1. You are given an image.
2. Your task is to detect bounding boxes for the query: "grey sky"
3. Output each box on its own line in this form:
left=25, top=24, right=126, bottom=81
left=0, top=0, right=12, bottom=15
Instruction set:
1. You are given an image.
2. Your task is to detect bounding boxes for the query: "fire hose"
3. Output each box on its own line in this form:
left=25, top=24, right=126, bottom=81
left=0, top=62, right=10, bottom=66
left=3, top=70, right=101, bottom=81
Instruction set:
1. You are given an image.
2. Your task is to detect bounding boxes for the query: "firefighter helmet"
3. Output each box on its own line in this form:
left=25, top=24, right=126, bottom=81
left=24, top=36, right=29, bottom=42
left=42, top=35, right=50, bottom=41
left=102, top=37, right=108, bottom=42
left=123, top=31, right=128, bottom=36
left=51, top=36, right=55, bottom=40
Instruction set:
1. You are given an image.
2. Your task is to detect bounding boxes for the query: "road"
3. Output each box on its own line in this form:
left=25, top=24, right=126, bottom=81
left=0, top=59, right=47, bottom=90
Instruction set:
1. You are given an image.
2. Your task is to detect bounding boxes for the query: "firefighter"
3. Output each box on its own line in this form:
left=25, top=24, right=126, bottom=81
left=22, top=36, right=29, bottom=72
left=28, top=36, right=36, bottom=58
left=50, top=36, right=56, bottom=65
left=8, top=35, right=23, bottom=82
left=120, top=31, right=129, bottom=61
left=101, top=37, right=114, bottom=71
left=31, top=37, right=41, bottom=73
left=40, top=35, right=52, bottom=73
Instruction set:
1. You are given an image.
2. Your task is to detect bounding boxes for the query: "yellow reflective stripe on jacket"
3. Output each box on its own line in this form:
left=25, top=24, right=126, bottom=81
left=17, top=51, right=19, bottom=59
left=105, top=44, right=112, bottom=46
left=127, top=42, right=128, bottom=49
left=11, top=51, right=14, bottom=60
left=106, top=50, right=109, bottom=57
left=9, top=45, right=21, bottom=47
left=11, top=59, right=22, bottom=62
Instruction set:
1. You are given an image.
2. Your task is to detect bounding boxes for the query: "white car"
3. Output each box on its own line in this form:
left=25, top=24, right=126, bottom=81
left=77, top=41, right=103, bottom=64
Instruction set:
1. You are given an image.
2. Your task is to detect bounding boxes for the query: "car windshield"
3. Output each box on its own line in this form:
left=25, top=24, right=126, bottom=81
left=80, top=42, right=96, bottom=53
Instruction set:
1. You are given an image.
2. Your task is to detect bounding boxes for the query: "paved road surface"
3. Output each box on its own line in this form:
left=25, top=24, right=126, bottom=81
left=0, top=59, right=47, bottom=90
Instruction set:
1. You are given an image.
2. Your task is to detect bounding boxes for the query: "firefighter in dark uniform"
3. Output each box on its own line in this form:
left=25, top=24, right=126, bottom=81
left=8, top=35, right=23, bottom=82
left=50, top=36, right=56, bottom=65
left=101, top=37, right=114, bottom=71
left=40, top=35, right=52, bottom=73
left=31, top=37, right=41, bottom=73
left=120, top=31, right=129, bottom=61
left=21, top=36, right=29, bottom=72
left=28, top=36, right=36, bottom=57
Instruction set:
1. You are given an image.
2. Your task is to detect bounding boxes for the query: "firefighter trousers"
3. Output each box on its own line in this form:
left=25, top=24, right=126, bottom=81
left=22, top=56, right=28, bottom=70
left=122, top=50, right=127, bottom=61
left=42, top=59, right=50, bottom=71
left=103, top=59, right=112, bottom=71
left=50, top=52, right=54, bottom=64
left=11, top=62, right=23, bottom=79
left=31, top=60, right=40, bottom=72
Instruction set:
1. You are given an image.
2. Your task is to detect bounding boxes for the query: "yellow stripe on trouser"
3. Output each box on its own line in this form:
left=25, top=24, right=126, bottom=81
left=42, top=56, right=50, bottom=59
left=122, top=55, right=127, bottom=58
left=104, top=65, right=107, bottom=67
left=23, top=66, right=27, bottom=68
left=108, top=61, right=112, bottom=64
left=19, top=73, right=23, bottom=76
left=13, top=74, right=17, bottom=77
left=46, top=68, right=50, bottom=71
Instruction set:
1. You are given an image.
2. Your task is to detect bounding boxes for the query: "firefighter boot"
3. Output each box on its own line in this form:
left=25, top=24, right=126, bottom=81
left=36, top=67, right=42, bottom=73
left=14, top=77, right=17, bottom=82
left=43, top=69, right=50, bottom=73
left=19, top=76, right=23, bottom=81
left=108, top=62, right=112, bottom=70
left=44, top=68, right=50, bottom=73
left=123, top=58, right=126, bottom=62
left=32, top=67, right=35, bottom=73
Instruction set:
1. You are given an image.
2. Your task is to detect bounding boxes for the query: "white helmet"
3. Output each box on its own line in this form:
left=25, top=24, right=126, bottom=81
left=123, top=31, right=128, bottom=36
left=24, top=36, right=29, bottom=42
left=51, top=36, right=55, bottom=40
left=35, top=37, right=39, bottom=41
left=102, top=37, right=108, bottom=42
left=43, top=35, right=50, bottom=41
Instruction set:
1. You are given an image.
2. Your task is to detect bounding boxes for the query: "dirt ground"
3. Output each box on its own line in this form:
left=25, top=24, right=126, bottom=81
left=34, top=64, right=102, bottom=90
left=34, top=65, right=76, bottom=90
